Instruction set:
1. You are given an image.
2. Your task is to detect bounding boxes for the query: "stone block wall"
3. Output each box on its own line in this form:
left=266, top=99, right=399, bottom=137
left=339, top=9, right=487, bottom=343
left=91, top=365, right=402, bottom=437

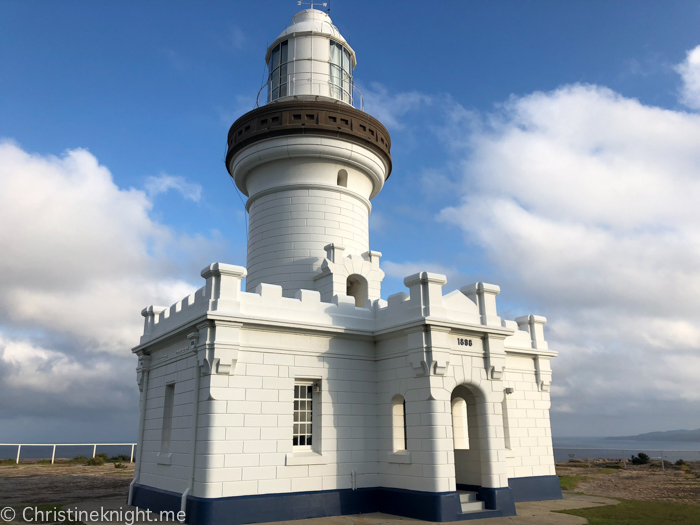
left=139, top=351, right=198, bottom=494
left=246, top=188, right=370, bottom=295
left=502, top=355, right=556, bottom=479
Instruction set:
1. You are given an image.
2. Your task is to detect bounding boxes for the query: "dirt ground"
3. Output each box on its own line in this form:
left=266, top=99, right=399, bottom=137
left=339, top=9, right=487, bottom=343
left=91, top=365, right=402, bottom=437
left=1, top=458, right=699, bottom=518
left=0, top=461, right=134, bottom=506
left=556, top=458, right=700, bottom=506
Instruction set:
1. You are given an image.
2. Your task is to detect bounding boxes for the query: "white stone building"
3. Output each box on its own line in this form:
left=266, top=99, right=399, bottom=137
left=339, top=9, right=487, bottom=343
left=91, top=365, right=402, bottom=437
left=128, top=9, right=561, bottom=523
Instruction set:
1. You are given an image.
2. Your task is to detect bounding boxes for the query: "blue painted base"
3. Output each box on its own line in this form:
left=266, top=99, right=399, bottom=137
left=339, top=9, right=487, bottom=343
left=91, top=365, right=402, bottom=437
left=131, top=484, right=517, bottom=524
left=508, top=475, right=563, bottom=502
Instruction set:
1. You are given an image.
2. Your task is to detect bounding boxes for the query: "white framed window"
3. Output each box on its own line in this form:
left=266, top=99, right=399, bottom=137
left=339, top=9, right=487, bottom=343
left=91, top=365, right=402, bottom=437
left=293, top=381, right=316, bottom=449
left=392, top=395, right=407, bottom=451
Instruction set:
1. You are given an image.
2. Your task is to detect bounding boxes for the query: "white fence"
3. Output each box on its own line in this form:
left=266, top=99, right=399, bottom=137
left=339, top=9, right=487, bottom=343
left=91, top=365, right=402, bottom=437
left=0, top=443, right=137, bottom=464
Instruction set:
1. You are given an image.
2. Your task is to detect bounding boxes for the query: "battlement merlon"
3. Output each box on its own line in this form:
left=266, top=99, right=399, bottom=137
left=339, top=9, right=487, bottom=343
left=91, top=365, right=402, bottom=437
left=461, top=282, right=502, bottom=327
left=200, top=262, right=247, bottom=311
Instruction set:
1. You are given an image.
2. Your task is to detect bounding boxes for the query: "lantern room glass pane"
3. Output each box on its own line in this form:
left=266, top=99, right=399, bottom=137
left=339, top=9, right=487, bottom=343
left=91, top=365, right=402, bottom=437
left=329, top=40, right=352, bottom=104
left=268, top=40, right=290, bottom=102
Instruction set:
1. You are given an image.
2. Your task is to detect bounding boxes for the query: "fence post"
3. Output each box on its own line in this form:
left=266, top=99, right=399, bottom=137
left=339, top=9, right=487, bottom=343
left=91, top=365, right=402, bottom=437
left=623, top=450, right=626, bottom=469
left=16, top=445, right=21, bottom=465
left=51, top=445, right=56, bottom=465
left=660, top=451, right=665, bottom=471
left=93, top=444, right=97, bottom=458
left=130, top=444, right=135, bottom=463
left=587, top=450, right=590, bottom=469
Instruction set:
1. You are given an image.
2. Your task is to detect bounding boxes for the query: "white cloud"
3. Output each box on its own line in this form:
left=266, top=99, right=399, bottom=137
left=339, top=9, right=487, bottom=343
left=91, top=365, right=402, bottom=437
left=0, top=141, right=219, bottom=439
left=368, top=211, right=386, bottom=232
left=675, top=45, right=700, bottom=110
left=230, top=26, right=246, bottom=50
left=437, top=79, right=700, bottom=434
left=382, top=260, right=469, bottom=291
left=145, top=173, right=202, bottom=202
left=361, top=82, right=432, bottom=129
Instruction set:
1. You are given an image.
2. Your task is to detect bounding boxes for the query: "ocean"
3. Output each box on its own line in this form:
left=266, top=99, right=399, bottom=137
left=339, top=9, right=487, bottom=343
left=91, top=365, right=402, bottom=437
left=552, top=436, right=700, bottom=462
left=2, top=438, right=699, bottom=463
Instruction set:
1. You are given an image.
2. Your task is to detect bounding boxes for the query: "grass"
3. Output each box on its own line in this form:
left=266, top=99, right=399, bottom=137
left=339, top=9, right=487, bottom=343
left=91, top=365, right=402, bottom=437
left=559, top=475, right=589, bottom=490
left=556, top=498, right=700, bottom=524
left=595, top=467, right=621, bottom=475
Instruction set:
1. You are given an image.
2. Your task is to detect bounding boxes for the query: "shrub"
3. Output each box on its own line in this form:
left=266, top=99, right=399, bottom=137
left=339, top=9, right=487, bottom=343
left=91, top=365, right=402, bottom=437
left=86, top=456, right=105, bottom=466
left=108, top=454, right=130, bottom=463
left=675, top=459, right=686, bottom=466
left=631, top=452, right=650, bottom=465
left=114, top=462, right=128, bottom=469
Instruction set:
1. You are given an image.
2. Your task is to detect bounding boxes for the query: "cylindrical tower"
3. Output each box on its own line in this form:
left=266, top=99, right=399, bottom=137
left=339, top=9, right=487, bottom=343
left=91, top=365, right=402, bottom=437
left=226, top=9, right=392, bottom=299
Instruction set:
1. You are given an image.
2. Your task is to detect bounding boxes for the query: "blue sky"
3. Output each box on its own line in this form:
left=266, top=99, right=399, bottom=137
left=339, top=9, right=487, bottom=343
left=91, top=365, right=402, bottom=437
left=2, top=0, right=700, bottom=443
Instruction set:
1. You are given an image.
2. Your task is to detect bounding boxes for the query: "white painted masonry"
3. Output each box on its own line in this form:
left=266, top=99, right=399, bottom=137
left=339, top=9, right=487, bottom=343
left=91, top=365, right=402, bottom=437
left=132, top=266, right=557, bottom=499
left=130, top=8, right=559, bottom=521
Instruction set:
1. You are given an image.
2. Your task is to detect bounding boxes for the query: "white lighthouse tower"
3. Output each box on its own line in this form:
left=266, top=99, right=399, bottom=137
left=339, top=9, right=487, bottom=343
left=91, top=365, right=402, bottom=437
left=129, top=8, right=562, bottom=524
left=228, top=7, right=390, bottom=303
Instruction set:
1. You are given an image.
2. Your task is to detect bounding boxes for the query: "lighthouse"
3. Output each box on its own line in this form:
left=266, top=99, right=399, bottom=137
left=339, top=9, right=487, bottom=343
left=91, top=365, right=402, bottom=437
left=129, top=8, right=562, bottom=524
left=227, top=8, right=391, bottom=304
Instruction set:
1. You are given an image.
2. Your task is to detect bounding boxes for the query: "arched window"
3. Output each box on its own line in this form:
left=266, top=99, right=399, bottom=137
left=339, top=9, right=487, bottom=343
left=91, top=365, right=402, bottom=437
left=346, top=274, right=368, bottom=307
left=392, top=395, right=407, bottom=451
left=452, top=397, right=469, bottom=449
left=337, top=169, right=348, bottom=187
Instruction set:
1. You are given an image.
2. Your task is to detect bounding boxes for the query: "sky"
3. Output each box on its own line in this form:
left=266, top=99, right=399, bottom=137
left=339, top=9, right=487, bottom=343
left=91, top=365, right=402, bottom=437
left=1, top=0, right=700, bottom=442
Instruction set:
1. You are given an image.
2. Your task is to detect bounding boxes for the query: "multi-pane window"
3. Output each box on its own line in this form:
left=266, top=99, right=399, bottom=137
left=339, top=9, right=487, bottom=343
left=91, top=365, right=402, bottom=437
left=329, top=40, right=352, bottom=103
left=268, top=40, right=289, bottom=102
left=293, top=382, right=314, bottom=447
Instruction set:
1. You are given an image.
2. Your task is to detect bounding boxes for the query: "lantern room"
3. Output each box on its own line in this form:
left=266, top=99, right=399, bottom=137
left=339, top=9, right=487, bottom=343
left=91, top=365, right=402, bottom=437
left=264, top=9, right=357, bottom=105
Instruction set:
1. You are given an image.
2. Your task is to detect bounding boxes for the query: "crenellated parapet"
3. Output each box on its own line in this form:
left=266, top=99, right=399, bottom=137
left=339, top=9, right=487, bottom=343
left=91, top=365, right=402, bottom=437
left=136, top=262, right=555, bottom=367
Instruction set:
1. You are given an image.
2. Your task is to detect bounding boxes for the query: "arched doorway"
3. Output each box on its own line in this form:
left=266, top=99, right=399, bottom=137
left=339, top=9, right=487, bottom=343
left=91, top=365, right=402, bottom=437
left=451, top=385, right=482, bottom=487
left=346, top=274, right=368, bottom=307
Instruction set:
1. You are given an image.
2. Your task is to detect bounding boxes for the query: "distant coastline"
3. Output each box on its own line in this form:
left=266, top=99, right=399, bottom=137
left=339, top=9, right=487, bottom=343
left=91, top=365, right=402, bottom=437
left=605, top=428, right=700, bottom=442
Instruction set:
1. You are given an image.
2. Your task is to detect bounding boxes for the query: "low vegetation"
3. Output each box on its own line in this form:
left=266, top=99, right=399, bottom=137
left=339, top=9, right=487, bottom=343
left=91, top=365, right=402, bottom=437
left=559, top=475, right=588, bottom=490
left=0, top=453, right=133, bottom=467
left=556, top=498, right=700, bottom=524
left=631, top=452, right=650, bottom=465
